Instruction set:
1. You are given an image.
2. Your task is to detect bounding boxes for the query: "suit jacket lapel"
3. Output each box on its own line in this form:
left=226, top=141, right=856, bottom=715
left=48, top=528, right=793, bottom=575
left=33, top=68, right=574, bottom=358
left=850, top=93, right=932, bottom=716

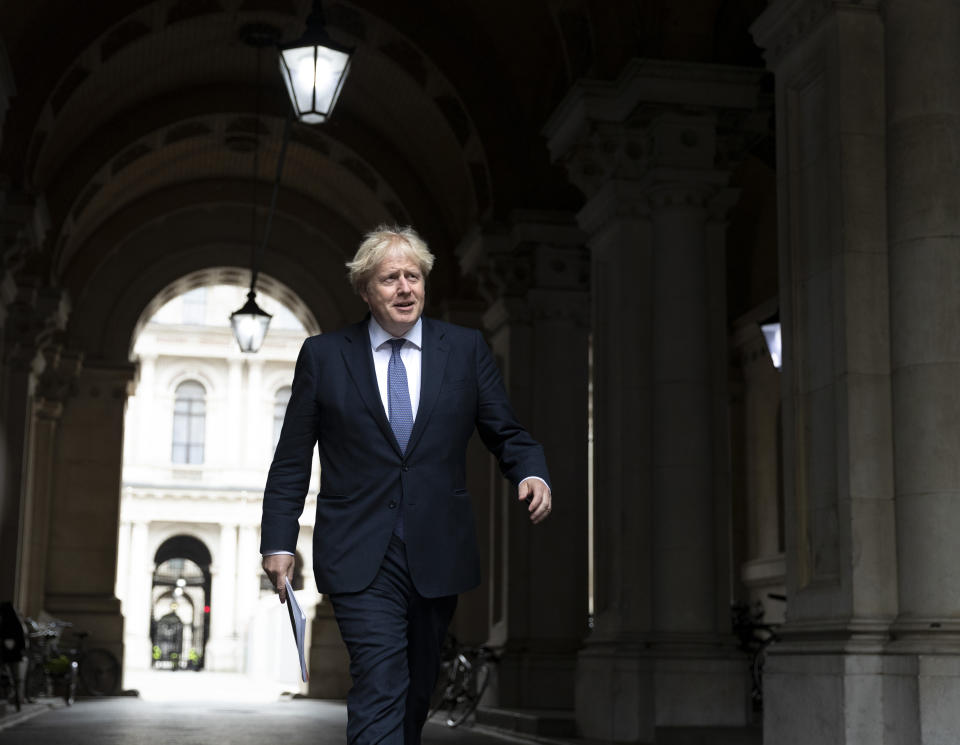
left=341, top=320, right=403, bottom=456
left=406, top=318, right=448, bottom=457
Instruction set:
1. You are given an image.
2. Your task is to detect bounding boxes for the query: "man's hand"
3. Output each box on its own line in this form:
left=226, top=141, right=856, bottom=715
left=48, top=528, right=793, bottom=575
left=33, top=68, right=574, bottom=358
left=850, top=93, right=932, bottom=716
left=262, top=554, right=296, bottom=603
left=519, top=477, right=552, bottom=524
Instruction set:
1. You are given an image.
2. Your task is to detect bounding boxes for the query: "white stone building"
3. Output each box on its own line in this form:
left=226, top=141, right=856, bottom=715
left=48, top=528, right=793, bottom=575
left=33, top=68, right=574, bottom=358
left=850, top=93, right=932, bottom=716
left=115, top=285, right=319, bottom=682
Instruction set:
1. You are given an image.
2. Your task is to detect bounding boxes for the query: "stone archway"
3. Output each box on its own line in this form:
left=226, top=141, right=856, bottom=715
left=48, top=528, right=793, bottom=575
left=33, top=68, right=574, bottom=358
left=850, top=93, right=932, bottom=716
left=40, top=240, right=361, bottom=669
left=150, top=535, right=212, bottom=671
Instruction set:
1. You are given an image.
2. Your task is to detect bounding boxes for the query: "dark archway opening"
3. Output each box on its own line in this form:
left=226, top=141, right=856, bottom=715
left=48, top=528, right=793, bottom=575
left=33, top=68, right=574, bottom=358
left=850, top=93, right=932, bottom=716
left=151, top=535, right=212, bottom=670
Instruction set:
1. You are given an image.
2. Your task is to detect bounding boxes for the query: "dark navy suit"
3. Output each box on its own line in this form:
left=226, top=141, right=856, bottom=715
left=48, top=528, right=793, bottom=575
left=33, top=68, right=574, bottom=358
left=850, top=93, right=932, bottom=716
left=260, top=316, right=549, bottom=743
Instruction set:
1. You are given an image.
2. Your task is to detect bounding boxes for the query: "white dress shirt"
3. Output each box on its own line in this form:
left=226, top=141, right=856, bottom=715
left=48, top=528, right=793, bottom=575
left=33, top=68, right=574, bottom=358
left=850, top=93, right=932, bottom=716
left=368, top=316, right=421, bottom=419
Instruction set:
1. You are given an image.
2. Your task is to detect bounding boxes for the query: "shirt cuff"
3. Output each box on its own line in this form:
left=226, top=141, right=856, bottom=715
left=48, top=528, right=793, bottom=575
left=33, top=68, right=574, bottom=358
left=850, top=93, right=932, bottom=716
left=262, top=550, right=295, bottom=556
left=519, top=476, right=549, bottom=489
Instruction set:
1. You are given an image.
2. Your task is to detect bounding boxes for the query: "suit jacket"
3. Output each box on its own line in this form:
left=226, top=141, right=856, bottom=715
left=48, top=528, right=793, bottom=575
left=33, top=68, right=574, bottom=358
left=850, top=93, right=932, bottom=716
left=259, top=316, right=549, bottom=598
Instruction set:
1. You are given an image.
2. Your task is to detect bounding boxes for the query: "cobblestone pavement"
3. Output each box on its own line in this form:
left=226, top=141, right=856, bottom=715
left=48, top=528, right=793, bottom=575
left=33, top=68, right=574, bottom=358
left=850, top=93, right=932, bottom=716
left=0, top=671, right=529, bottom=745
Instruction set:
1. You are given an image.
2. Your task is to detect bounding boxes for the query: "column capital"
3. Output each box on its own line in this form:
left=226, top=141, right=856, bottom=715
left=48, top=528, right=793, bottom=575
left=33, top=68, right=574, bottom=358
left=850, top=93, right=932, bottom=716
left=76, top=360, right=139, bottom=401
left=544, top=59, right=763, bottom=199
left=2, top=285, right=70, bottom=371
left=34, top=346, right=83, bottom=416
left=458, top=214, right=589, bottom=322
left=751, top=0, right=883, bottom=68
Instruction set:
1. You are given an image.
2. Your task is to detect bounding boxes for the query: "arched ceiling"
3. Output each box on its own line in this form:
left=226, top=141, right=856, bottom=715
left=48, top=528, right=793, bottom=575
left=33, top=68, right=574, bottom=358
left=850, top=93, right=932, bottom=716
left=0, top=0, right=771, bottom=359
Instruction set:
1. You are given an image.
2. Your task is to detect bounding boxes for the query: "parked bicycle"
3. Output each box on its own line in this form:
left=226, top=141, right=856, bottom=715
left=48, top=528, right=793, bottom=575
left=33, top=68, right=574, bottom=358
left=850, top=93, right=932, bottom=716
left=24, top=619, right=78, bottom=705
left=23, top=618, right=121, bottom=704
left=428, top=635, right=498, bottom=728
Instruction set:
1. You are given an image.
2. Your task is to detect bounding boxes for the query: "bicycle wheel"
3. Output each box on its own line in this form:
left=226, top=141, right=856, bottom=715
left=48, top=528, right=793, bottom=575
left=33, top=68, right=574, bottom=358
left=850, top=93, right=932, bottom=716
left=63, top=663, right=78, bottom=706
left=446, top=655, right=490, bottom=728
left=23, top=659, right=46, bottom=702
left=78, top=648, right=120, bottom=696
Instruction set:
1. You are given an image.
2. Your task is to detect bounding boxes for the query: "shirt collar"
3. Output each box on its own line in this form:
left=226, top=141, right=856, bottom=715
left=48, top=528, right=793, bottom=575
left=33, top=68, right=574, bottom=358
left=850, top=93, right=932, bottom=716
left=368, top=316, right=422, bottom=351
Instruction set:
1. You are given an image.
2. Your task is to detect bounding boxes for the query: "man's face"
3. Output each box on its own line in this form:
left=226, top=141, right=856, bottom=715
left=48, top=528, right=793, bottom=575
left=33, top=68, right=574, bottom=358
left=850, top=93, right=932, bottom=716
left=359, top=248, right=426, bottom=337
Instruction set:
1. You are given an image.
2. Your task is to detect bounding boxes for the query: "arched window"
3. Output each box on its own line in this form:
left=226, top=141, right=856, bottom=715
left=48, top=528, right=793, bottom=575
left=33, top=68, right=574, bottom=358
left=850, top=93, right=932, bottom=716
left=172, top=380, right=206, bottom=464
left=273, top=386, right=292, bottom=451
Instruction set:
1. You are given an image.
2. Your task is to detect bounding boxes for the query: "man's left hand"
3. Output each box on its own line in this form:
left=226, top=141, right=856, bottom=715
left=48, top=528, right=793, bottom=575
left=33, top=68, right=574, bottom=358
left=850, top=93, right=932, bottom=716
left=519, top=478, right=552, bottom=524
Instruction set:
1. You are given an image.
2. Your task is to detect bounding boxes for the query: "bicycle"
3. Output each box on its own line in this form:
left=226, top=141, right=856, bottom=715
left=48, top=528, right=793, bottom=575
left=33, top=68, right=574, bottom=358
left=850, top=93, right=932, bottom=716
left=23, top=619, right=121, bottom=703
left=23, top=619, right=78, bottom=705
left=71, top=631, right=121, bottom=697
left=428, top=635, right=498, bottom=728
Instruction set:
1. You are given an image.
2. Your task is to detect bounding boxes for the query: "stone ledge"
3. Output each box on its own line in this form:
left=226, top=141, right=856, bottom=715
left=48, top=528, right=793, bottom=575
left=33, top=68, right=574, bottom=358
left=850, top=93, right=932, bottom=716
left=476, top=707, right=578, bottom=738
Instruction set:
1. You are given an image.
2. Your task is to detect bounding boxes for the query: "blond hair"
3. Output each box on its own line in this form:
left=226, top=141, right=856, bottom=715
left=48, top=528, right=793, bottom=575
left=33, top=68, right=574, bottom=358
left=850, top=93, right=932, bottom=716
left=346, top=225, right=436, bottom=293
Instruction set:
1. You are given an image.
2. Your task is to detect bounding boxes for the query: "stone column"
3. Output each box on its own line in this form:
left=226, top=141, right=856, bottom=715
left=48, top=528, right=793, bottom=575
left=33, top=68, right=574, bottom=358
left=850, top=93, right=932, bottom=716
left=460, top=213, right=590, bottom=714
left=226, top=358, right=242, bottom=463
left=438, top=300, right=492, bottom=647
left=45, top=362, right=136, bottom=670
left=19, top=347, right=80, bottom=618
left=245, top=359, right=264, bottom=465
left=751, top=2, right=899, bottom=743
left=884, top=0, right=960, bottom=741
left=208, top=522, right=239, bottom=670
left=235, top=523, right=260, bottom=639
left=0, top=285, right=67, bottom=606
left=545, top=60, right=761, bottom=742
left=133, top=353, right=156, bottom=464
left=123, top=520, right=152, bottom=669
left=730, top=303, right=786, bottom=617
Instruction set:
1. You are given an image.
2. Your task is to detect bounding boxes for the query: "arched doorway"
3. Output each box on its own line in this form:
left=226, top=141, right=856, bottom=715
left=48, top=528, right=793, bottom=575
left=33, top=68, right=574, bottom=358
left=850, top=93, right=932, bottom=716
left=151, top=536, right=212, bottom=671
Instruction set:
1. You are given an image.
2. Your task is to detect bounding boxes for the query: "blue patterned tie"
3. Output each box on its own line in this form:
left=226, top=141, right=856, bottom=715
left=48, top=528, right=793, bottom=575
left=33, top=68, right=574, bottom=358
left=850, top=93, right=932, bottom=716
left=388, top=338, right=412, bottom=539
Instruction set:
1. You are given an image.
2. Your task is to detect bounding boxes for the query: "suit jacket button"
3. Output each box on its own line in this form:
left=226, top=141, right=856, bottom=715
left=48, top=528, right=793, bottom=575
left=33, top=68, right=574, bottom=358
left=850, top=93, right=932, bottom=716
left=388, top=501, right=397, bottom=509
left=402, top=464, right=409, bottom=472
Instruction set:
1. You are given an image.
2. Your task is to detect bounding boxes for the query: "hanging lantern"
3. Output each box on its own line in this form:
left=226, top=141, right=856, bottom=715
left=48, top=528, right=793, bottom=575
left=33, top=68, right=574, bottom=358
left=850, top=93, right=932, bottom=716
left=230, top=290, right=273, bottom=353
left=278, top=9, right=352, bottom=124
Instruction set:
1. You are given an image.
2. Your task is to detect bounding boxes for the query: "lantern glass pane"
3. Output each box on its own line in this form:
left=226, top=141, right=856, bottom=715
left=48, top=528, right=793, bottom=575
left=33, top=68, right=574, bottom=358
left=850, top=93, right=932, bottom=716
left=279, top=46, right=318, bottom=114
left=313, top=45, right=349, bottom=111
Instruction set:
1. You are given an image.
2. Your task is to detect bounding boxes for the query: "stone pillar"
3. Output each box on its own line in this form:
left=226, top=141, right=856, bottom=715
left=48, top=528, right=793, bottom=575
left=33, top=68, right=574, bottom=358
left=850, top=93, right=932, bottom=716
left=438, top=300, right=492, bottom=647
left=124, top=520, right=152, bottom=669
left=751, top=2, right=899, bottom=743
left=226, top=358, right=242, bottom=462
left=544, top=60, right=761, bottom=742
left=19, top=347, right=80, bottom=618
left=45, top=362, right=137, bottom=671
left=730, top=303, right=786, bottom=618
left=0, top=286, right=67, bottom=606
left=884, top=1, right=960, bottom=741
left=208, top=522, right=239, bottom=670
left=133, top=354, right=156, bottom=464
left=460, top=213, right=590, bottom=713
left=245, top=359, right=264, bottom=464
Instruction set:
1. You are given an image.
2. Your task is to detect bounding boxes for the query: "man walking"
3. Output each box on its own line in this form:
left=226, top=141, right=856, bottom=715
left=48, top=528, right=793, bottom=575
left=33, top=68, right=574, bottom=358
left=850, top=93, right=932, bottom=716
left=261, top=225, right=551, bottom=744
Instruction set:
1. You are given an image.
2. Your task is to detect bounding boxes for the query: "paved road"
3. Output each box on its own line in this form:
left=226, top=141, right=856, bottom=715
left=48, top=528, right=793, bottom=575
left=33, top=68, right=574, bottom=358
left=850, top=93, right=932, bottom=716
left=0, top=671, right=524, bottom=745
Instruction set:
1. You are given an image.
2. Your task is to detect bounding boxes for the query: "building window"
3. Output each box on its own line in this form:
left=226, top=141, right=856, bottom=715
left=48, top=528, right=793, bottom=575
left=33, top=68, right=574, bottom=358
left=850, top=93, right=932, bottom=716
left=172, top=380, right=206, bottom=464
left=273, top=386, right=292, bottom=451
left=182, top=288, right=206, bottom=325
